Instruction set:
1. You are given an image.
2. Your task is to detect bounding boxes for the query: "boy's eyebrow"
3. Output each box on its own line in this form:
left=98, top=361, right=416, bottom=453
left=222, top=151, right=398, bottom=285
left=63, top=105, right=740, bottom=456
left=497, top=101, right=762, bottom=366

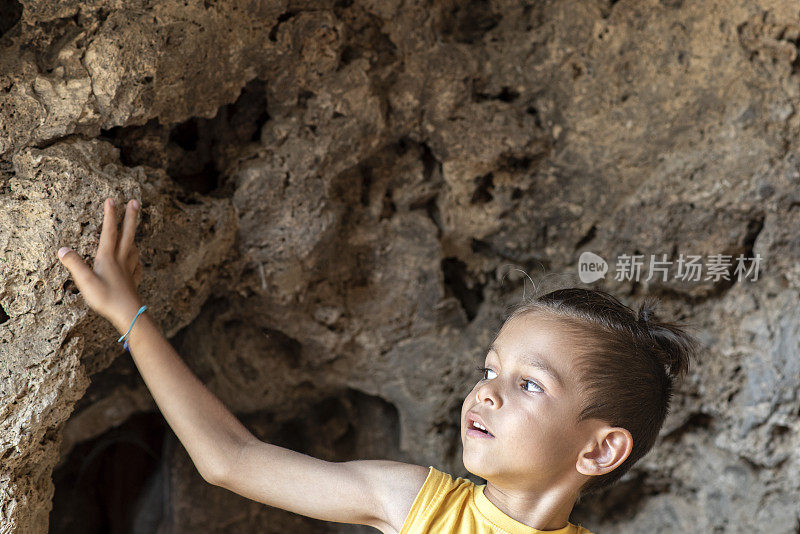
left=488, top=343, right=567, bottom=390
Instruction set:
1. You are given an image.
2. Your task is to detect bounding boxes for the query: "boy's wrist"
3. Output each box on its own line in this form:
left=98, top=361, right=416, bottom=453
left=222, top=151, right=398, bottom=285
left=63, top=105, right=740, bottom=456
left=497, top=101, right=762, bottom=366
left=111, top=300, right=147, bottom=336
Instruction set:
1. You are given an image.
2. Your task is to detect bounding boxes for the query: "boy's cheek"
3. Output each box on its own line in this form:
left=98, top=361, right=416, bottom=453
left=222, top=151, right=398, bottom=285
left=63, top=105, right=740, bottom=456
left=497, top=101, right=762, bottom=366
left=459, top=395, right=473, bottom=429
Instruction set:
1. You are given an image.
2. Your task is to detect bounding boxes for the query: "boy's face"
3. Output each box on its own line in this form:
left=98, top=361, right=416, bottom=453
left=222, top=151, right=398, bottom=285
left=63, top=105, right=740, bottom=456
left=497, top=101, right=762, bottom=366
left=460, top=311, right=599, bottom=491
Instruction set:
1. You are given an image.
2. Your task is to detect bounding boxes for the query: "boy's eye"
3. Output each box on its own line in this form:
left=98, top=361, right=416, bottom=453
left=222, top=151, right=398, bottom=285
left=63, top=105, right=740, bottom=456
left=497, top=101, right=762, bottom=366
left=475, top=366, right=543, bottom=393
left=522, top=379, right=543, bottom=393
left=475, top=366, right=497, bottom=380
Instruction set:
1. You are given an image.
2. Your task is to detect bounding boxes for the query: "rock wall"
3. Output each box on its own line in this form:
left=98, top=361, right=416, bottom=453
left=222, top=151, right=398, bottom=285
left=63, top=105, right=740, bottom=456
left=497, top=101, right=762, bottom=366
left=1, top=0, right=800, bottom=532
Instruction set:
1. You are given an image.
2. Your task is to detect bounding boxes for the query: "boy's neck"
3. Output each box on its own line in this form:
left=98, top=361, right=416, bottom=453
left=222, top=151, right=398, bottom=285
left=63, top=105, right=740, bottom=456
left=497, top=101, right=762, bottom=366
left=482, top=480, right=578, bottom=531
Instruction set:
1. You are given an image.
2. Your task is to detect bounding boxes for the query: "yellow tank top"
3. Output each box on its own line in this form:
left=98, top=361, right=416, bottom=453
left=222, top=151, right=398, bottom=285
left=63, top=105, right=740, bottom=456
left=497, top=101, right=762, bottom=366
left=399, top=466, right=594, bottom=534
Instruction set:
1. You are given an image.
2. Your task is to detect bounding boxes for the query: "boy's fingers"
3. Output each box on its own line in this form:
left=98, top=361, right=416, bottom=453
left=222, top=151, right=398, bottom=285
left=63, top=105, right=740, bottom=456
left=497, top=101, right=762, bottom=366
left=117, top=199, right=139, bottom=261
left=58, top=248, right=101, bottom=293
left=97, top=198, right=118, bottom=257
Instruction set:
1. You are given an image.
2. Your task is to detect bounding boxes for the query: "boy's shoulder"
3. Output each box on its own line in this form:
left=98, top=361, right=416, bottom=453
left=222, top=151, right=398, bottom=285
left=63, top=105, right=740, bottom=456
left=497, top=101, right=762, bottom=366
left=352, top=461, right=431, bottom=532
left=401, top=467, right=594, bottom=534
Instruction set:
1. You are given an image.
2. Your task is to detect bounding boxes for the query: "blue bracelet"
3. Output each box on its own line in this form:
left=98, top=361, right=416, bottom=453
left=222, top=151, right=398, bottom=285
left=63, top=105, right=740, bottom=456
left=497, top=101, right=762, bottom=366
left=118, top=305, right=148, bottom=352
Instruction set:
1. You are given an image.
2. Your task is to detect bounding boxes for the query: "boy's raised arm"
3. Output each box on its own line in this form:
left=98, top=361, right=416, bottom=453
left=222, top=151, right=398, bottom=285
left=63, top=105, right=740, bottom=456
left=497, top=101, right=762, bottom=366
left=114, top=303, right=429, bottom=531
left=109, top=308, right=252, bottom=483
left=218, top=446, right=429, bottom=530
left=56, top=198, right=429, bottom=532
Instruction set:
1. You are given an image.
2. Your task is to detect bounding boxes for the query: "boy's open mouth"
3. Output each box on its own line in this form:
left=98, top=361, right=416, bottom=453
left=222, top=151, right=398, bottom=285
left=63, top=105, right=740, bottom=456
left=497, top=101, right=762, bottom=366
left=466, top=414, right=494, bottom=437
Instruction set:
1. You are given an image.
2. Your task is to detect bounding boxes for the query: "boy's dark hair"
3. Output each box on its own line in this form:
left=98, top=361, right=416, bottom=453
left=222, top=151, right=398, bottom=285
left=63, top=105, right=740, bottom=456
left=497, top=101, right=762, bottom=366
left=501, top=286, right=699, bottom=497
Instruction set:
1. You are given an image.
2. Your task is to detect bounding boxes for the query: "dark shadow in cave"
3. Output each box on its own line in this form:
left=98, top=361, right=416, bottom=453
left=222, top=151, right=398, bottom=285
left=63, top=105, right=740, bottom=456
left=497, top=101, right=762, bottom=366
left=52, top=372, right=402, bottom=532
left=99, top=77, right=270, bottom=200
left=49, top=412, right=169, bottom=534
left=247, top=387, right=404, bottom=463
left=0, top=0, right=22, bottom=38
left=441, top=257, right=485, bottom=322
left=438, top=0, right=502, bottom=44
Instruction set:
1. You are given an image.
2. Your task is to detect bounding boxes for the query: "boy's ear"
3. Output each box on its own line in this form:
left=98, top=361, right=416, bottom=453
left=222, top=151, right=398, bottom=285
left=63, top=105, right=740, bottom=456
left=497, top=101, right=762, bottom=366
left=575, top=426, right=633, bottom=477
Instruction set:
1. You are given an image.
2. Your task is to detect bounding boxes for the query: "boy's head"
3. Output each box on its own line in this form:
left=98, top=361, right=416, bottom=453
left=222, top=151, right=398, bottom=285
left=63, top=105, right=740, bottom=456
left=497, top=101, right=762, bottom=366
left=460, top=287, right=699, bottom=499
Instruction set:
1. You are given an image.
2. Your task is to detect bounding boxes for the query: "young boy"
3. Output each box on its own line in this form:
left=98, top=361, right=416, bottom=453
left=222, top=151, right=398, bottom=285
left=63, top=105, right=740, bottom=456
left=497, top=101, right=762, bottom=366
left=57, top=198, right=696, bottom=532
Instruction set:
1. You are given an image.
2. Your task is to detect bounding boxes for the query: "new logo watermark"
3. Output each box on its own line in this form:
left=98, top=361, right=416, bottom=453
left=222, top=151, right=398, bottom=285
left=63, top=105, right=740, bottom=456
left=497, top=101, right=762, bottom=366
left=578, top=251, right=608, bottom=283
left=578, top=252, right=761, bottom=284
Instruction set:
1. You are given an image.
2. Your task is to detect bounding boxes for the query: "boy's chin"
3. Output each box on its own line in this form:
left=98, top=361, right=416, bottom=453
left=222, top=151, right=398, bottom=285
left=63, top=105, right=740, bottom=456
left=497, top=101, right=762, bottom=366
left=462, top=451, right=492, bottom=480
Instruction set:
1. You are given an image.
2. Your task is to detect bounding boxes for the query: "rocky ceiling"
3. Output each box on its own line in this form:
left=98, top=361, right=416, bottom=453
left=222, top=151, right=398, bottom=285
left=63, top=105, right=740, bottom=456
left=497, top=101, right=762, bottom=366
left=2, top=0, right=800, bottom=532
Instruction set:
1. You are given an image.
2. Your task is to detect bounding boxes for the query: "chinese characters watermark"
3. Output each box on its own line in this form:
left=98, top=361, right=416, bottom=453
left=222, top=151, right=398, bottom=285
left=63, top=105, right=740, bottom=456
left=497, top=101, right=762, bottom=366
left=578, top=251, right=761, bottom=284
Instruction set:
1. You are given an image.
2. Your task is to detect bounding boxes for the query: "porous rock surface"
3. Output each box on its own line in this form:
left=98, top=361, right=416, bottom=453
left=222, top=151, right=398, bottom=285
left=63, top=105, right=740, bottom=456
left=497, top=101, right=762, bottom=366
left=1, top=0, right=800, bottom=532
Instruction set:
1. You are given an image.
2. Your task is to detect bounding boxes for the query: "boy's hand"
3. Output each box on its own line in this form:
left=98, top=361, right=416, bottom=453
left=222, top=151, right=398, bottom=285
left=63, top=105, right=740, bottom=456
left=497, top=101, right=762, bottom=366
left=57, top=198, right=146, bottom=334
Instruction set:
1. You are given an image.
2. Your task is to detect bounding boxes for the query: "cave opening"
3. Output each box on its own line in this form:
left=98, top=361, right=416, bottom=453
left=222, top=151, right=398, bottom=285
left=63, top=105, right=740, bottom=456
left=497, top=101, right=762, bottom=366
left=0, top=0, right=22, bottom=38
left=49, top=368, right=403, bottom=532
left=49, top=412, right=169, bottom=534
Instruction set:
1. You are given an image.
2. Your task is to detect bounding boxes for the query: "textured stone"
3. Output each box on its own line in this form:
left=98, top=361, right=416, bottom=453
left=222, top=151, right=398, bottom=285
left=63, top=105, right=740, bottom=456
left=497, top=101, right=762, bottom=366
left=2, top=0, right=800, bottom=532
left=1, top=138, right=236, bottom=532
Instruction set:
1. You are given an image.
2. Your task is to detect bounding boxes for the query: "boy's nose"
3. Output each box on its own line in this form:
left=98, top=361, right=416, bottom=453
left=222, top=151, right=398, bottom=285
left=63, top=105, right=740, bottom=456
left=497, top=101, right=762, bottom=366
left=476, top=381, right=502, bottom=408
